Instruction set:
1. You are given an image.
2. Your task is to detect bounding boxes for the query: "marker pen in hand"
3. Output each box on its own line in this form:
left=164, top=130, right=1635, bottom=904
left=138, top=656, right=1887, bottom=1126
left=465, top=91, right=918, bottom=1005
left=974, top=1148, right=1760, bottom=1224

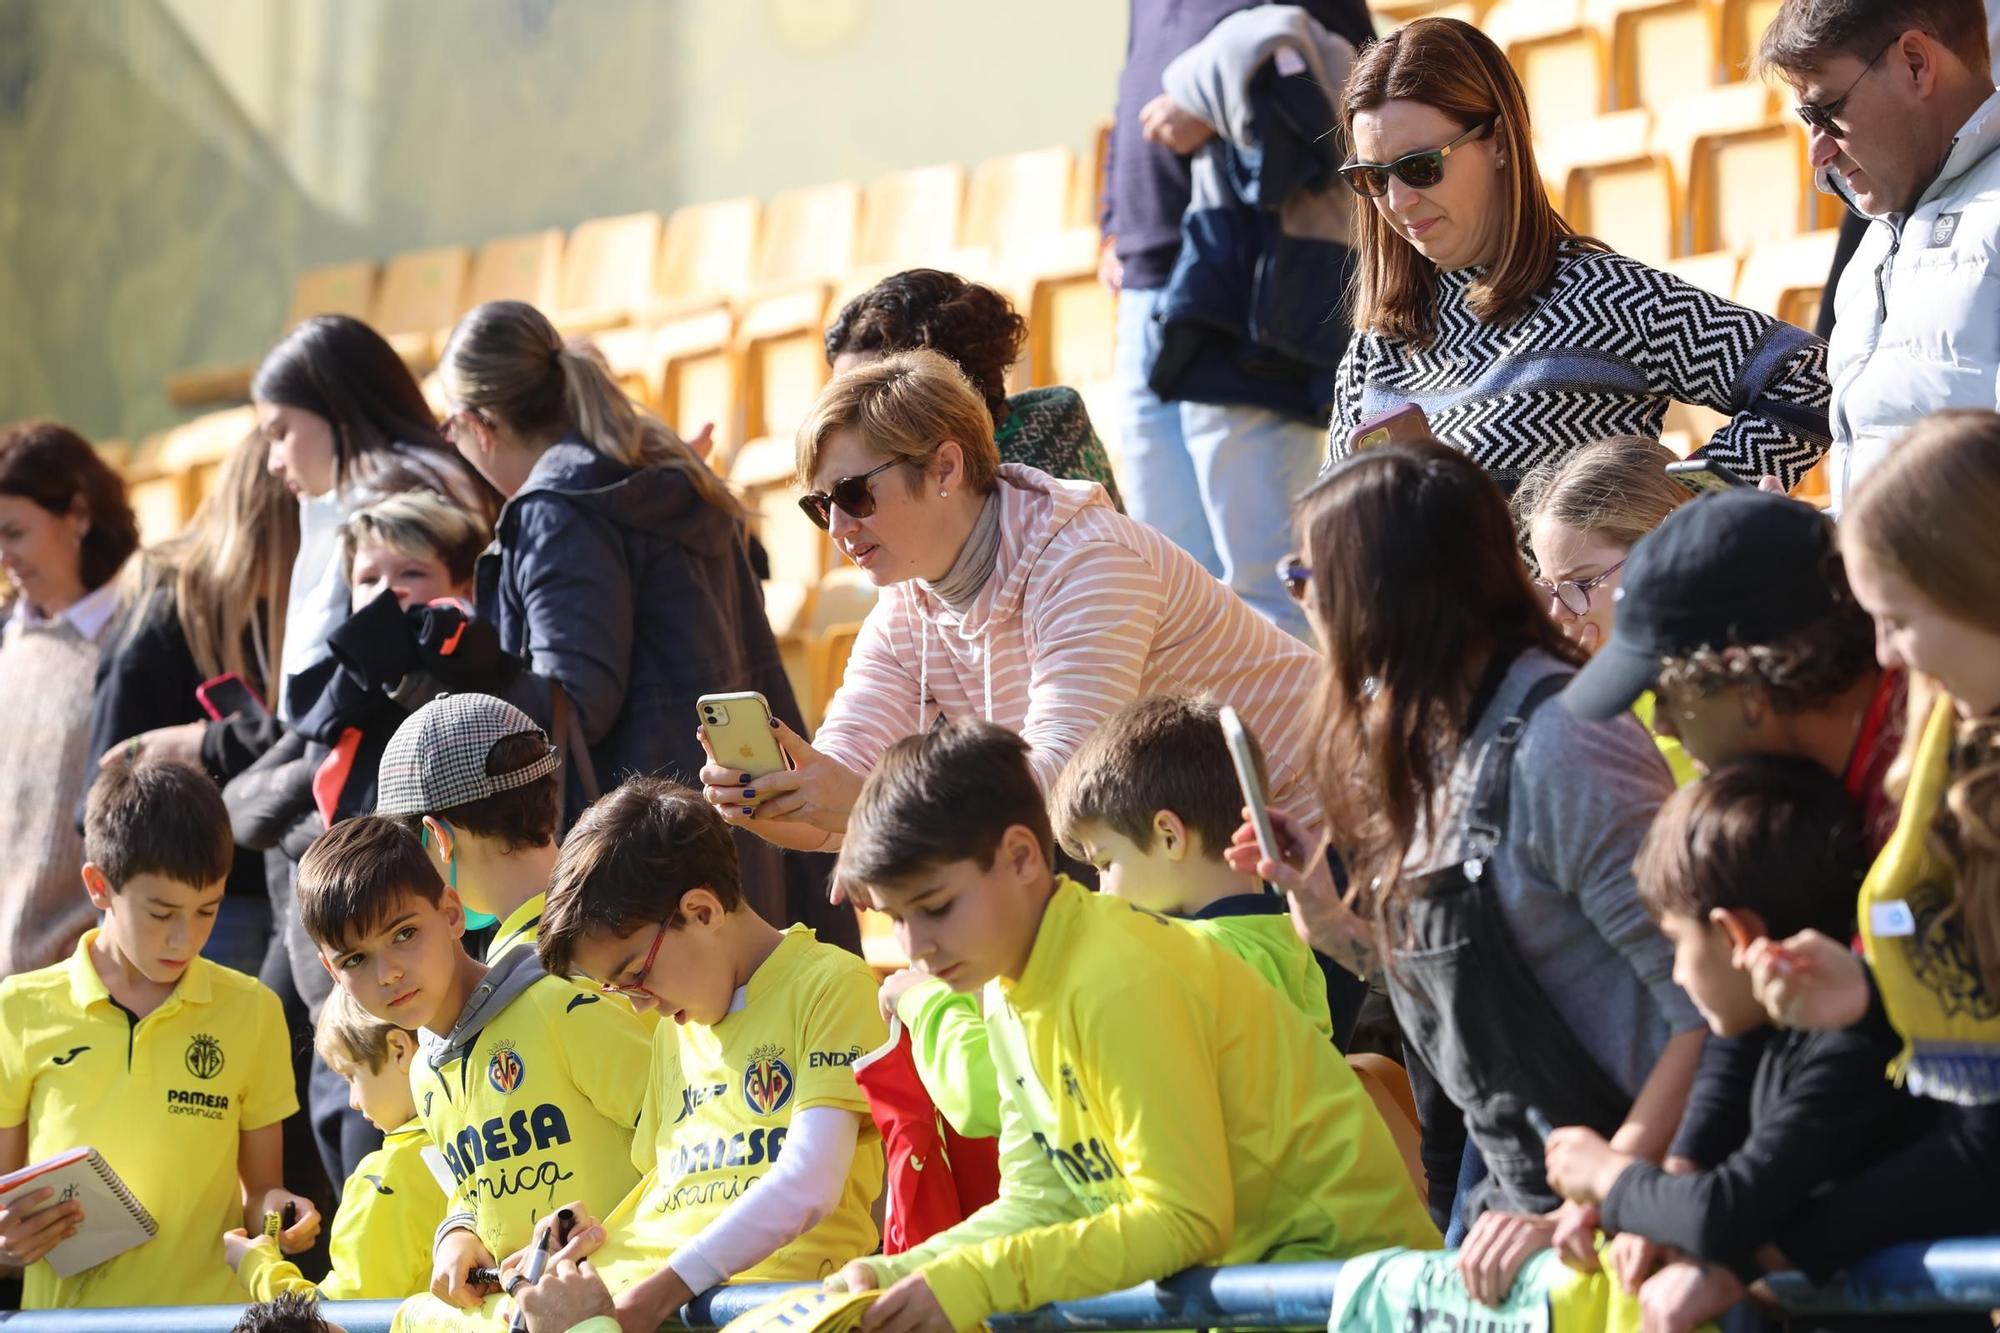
left=508, top=1209, right=575, bottom=1332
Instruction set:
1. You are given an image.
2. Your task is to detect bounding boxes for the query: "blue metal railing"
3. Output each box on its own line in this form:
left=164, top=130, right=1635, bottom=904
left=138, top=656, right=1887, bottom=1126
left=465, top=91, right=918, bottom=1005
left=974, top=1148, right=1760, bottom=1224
left=4, top=1242, right=1997, bottom=1332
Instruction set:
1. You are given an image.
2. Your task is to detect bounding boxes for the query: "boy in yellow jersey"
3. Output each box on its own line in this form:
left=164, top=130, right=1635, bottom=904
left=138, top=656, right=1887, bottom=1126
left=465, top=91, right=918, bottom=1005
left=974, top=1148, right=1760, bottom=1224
left=0, top=761, right=316, bottom=1308
left=226, top=988, right=446, bottom=1301
left=521, top=778, right=886, bottom=1333
left=294, top=815, right=649, bottom=1330
left=882, top=694, right=1335, bottom=1141
left=377, top=693, right=565, bottom=966
left=831, top=721, right=1439, bottom=1333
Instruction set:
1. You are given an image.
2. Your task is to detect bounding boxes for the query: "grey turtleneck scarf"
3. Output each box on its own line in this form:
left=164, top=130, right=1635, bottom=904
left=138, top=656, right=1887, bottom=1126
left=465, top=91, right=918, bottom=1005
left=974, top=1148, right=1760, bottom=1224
left=920, top=492, right=1002, bottom=616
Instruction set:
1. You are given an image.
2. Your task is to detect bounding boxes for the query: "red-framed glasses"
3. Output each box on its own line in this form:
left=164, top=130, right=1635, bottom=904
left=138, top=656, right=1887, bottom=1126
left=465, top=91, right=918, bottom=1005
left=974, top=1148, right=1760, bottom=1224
left=599, top=917, right=676, bottom=1000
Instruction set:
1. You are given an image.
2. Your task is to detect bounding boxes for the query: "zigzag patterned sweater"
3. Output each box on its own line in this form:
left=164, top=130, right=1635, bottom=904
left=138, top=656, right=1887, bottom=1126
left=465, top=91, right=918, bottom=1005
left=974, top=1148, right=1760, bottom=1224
left=1326, top=241, right=1833, bottom=490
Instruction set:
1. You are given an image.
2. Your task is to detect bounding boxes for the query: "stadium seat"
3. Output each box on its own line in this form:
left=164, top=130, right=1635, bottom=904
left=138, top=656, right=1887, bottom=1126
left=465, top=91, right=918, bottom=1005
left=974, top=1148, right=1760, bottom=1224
left=1487, top=0, right=1607, bottom=130
left=858, top=164, right=967, bottom=271
left=1598, top=0, right=1720, bottom=112
left=1551, top=110, right=1677, bottom=265
left=1346, top=1054, right=1428, bottom=1203
left=754, top=183, right=861, bottom=292
left=1656, top=82, right=1803, bottom=255
left=123, top=436, right=194, bottom=544
left=801, top=566, right=878, bottom=728
left=553, top=212, right=663, bottom=333
left=1735, top=227, right=1841, bottom=330
left=655, top=196, right=761, bottom=314
left=163, top=260, right=380, bottom=407
left=1719, top=0, right=1782, bottom=79
left=1072, top=121, right=1112, bottom=231
left=1370, top=0, right=1490, bottom=26
left=1662, top=249, right=1743, bottom=301
left=657, top=308, right=743, bottom=461
left=370, top=245, right=471, bottom=369
left=1013, top=228, right=1117, bottom=392
left=730, top=436, right=831, bottom=589
left=463, top=229, right=566, bottom=313
left=962, top=146, right=1078, bottom=256
left=737, top=287, right=833, bottom=449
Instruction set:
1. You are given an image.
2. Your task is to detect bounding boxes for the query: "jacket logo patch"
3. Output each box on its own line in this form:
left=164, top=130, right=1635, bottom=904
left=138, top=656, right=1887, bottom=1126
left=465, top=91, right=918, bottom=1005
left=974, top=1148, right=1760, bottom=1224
left=487, top=1041, right=527, bottom=1094
left=1931, top=212, right=1962, bottom=247
left=185, top=1033, right=225, bottom=1080
left=743, top=1044, right=794, bottom=1116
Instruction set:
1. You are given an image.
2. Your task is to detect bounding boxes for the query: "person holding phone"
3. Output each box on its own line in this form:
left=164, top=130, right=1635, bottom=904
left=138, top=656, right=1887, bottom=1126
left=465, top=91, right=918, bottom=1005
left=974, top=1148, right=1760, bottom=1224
left=1228, top=440, right=1704, bottom=1308
left=433, top=300, right=848, bottom=948
left=1323, top=18, right=1832, bottom=494
left=699, top=351, right=1372, bottom=1026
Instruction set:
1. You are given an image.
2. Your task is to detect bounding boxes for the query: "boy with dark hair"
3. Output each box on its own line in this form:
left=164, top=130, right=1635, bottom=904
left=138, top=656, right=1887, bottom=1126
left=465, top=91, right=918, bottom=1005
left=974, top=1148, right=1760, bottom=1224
left=829, top=720, right=1436, bottom=1331
left=224, top=988, right=445, bottom=1302
left=375, top=693, right=563, bottom=963
left=294, top=815, right=648, bottom=1326
left=230, top=1290, right=343, bottom=1333
left=529, top=778, right=886, bottom=1333
left=1545, top=756, right=1939, bottom=1326
left=0, top=761, right=314, bottom=1308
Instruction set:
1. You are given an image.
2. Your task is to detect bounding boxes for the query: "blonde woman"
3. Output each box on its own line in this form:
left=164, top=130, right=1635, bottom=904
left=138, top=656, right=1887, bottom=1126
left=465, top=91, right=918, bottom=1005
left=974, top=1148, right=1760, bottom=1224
left=434, top=300, right=838, bottom=940
left=85, top=429, right=300, bottom=974
left=1326, top=18, right=1830, bottom=491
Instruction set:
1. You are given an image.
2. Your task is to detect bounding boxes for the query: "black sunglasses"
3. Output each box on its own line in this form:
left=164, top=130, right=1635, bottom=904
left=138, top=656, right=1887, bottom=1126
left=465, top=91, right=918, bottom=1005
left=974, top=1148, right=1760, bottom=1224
left=1794, top=36, right=1897, bottom=137
left=1339, top=119, right=1495, bottom=198
left=798, top=459, right=902, bottom=530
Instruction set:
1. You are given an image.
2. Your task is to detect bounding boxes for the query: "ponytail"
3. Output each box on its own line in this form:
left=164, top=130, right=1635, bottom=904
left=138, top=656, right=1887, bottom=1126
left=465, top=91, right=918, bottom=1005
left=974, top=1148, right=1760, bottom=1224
left=440, top=300, right=740, bottom=519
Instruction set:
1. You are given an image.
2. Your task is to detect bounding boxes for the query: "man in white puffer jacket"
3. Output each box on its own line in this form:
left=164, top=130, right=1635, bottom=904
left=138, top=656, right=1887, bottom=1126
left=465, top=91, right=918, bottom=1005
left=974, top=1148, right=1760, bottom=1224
left=1760, top=0, right=2000, bottom=509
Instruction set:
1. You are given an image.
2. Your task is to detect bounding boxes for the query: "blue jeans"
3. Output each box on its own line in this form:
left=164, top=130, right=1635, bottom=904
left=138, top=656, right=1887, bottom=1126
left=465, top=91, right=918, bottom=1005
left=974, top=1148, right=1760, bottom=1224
left=1113, top=287, right=1321, bottom=640
left=200, top=893, right=274, bottom=977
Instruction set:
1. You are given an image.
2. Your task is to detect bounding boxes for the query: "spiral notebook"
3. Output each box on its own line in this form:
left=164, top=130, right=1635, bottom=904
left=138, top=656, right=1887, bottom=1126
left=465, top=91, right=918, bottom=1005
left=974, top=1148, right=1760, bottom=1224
left=720, top=1287, right=880, bottom=1333
left=0, top=1147, right=158, bottom=1277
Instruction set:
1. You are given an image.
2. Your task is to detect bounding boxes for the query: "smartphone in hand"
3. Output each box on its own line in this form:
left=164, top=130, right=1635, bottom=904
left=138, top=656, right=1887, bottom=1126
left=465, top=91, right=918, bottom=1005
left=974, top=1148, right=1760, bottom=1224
left=1220, top=707, right=1280, bottom=866
left=698, top=692, right=788, bottom=782
left=1347, top=403, right=1432, bottom=452
left=1665, top=457, right=1752, bottom=494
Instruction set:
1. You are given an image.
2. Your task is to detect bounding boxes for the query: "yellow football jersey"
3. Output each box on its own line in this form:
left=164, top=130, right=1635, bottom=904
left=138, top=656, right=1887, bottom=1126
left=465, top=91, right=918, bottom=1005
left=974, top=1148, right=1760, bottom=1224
left=415, top=973, right=650, bottom=1258
left=592, top=926, right=887, bottom=1292
left=485, top=894, right=545, bottom=966
left=0, top=933, right=296, bottom=1308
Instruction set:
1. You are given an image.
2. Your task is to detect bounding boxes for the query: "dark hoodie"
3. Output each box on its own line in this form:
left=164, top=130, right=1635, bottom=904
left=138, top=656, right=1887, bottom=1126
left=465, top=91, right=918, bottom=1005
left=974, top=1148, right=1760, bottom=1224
left=478, top=439, right=857, bottom=949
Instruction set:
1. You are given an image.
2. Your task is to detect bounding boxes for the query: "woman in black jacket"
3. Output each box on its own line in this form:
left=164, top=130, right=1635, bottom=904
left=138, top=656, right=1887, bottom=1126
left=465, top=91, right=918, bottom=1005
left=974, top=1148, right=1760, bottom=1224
left=436, top=299, right=856, bottom=950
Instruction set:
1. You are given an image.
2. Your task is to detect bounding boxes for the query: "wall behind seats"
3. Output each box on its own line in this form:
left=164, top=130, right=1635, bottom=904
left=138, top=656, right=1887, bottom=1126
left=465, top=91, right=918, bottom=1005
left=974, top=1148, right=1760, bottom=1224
left=0, top=0, right=1124, bottom=443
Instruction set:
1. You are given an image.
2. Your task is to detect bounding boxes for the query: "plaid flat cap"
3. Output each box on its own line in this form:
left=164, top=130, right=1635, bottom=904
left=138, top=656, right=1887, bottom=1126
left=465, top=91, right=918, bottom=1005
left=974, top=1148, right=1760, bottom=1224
left=376, top=692, right=560, bottom=816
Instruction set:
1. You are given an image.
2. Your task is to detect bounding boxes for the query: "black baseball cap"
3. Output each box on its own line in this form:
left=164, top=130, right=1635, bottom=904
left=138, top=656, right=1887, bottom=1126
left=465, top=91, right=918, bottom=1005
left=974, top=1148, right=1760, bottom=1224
left=1565, top=490, right=1844, bottom=720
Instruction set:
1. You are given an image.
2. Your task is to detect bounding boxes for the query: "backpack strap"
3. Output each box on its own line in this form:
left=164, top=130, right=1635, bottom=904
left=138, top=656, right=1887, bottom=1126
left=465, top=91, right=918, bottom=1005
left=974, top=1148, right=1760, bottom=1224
left=1463, top=672, right=1572, bottom=858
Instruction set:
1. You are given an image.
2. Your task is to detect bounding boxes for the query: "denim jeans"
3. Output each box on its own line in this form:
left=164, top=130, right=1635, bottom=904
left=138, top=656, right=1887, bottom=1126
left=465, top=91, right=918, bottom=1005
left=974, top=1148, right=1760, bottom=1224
left=1113, top=287, right=1320, bottom=640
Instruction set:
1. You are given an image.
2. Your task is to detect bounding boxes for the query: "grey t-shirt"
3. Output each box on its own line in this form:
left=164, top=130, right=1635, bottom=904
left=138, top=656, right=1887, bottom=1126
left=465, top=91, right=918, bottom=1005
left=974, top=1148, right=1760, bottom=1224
left=1407, top=648, right=1704, bottom=1097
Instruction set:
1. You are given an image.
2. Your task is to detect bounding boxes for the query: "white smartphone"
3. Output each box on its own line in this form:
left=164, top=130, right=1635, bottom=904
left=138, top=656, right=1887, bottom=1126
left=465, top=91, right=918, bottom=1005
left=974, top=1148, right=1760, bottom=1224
left=697, top=692, right=788, bottom=783
left=1219, top=706, right=1280, bottom=865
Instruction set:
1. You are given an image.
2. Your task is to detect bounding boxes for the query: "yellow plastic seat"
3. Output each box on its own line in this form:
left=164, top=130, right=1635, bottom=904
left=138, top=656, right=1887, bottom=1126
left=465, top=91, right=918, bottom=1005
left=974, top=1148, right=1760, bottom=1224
left=1489, top=0, right=1606, bottom=129
left=858, top=165, right=967, bottom=272
left=755, top=183, right=861, bottom=292
left=463, top=230, right=565, bottom=313
left=1551, top=110, right=1677, bottom=265
left=1662, top=249, right=1743, bottom=301
left=655, top=197, right=761, bottom=314
left=737, top=288, right=833, bottom=452
left=163, top=260, right=380, bottom=407
left=1719, top=0, right=1783, bottom=79
left=554, top=212, right=663, bottom=333
left=1735, top=227, right=1841, bottom=330
left=1011, top=228, right=1118, bottom=391
left=1072, top=121, right=1112, bottom=231
left=1597, top=0, right=1719, bottom=112
left=962, top=147, right=1078, bottom=256
left=371, top=246, right=471, bottom=369
left=1659, top=82, right=1805, bottom=256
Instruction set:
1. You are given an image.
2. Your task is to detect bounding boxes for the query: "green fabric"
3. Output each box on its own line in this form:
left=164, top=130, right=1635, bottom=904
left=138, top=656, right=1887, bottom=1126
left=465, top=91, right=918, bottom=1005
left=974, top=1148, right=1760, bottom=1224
left=1186, top=912, right=1333, bottom=1040
left=1333, top=1247, right=1558, bottom=1333
left=994, top=386, right=1124, bottom=511
left=895, top=977, right=1001, bottom=1139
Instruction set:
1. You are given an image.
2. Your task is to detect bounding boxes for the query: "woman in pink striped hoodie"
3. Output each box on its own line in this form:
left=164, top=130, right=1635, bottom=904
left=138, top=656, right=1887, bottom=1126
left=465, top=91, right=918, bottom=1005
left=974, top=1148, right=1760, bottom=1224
left=697, top=351, right=1346, bottom=929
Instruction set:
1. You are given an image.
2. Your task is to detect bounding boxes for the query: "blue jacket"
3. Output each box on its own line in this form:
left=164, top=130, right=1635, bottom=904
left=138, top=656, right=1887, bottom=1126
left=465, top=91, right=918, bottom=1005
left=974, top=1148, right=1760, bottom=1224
left=1147, top=6, right=1358, bottom=424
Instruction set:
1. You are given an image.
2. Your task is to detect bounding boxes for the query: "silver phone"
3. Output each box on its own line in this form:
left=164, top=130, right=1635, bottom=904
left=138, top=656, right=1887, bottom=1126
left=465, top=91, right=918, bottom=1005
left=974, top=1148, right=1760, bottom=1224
left=1219, top=706, right=1279, bottom=865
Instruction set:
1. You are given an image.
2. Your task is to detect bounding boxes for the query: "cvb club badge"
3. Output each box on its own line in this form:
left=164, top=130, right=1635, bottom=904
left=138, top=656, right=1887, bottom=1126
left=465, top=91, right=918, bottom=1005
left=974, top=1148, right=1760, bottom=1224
left=185, top=1033, right=225, bottom=1080
left=487, top=1039, right=527, bottom=1095
left=743, top=1044, right=794, bottom=1116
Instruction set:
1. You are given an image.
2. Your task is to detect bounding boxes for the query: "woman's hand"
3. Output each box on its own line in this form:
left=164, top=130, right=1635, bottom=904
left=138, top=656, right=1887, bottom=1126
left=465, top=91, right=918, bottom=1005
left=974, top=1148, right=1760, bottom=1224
left=1740, top=930, right=1870, bottom=1031
left=1638, top=1261, right=1747, bottom=1333
left=100, top=720, right=208, bottom=770
left=828, top=1260, right=883, bottom=1293
left=862, top=1272, right=952, bottom=1333
left=1226, top=808, right=1374, bottom=975
left=517, top=1257, right=615, bottom=1333
left=0, top=1188, right=80, bottom=1268
left=697, top=719, right=858, bottom=856
left=1457, top=1209, right=1558, bottom=1307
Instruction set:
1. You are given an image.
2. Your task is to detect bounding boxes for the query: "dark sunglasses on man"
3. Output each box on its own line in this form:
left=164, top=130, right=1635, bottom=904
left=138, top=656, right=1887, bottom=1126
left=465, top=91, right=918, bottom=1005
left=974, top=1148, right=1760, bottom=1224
left=1793, top=34, right=1898, bottom=138
left=1339, top=118, right=1496, bottom=198
left=798, top=459, right=904, bottom=530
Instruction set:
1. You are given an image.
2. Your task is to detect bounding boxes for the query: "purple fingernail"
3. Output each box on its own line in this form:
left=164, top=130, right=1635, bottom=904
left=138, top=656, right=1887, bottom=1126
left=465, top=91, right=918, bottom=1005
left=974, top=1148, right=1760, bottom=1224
left=768, top=717, right=779, bottom=728
left=740, top=773, right=752, bottom=783
left=742, top=788, right=757, bottom=798
left=742, top=806, right=755, bottom=816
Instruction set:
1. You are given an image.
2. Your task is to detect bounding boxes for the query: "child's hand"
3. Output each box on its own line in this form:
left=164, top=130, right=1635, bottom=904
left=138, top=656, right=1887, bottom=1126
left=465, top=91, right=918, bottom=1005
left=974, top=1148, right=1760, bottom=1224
left=1741, top=930, right=1870, bottom=1031
left=1545, top=1126, right=1631, bottom=1205
left=432, top=1227, right=498, bottom=1310
left=0, top=1187, right=80, bottom=1268
left=221, top=1227, right=273, bottom=1273
left=1606, top=1231, right=1666, bottom=1294
left=1551, top=1199, right=1602, bottom=1271
left=878, top=968, right=929, bottom=1023
left=826, top=1260, right=882, bottom=1293
left=862, top=1271, right=950, bottom=1333
left=246, top=1188, right=321, bottom=1255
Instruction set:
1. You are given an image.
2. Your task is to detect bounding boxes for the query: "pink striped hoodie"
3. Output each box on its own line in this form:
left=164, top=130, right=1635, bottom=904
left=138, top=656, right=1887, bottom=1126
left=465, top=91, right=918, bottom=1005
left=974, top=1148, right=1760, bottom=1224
left=814, top=465, right=1329, bottom=837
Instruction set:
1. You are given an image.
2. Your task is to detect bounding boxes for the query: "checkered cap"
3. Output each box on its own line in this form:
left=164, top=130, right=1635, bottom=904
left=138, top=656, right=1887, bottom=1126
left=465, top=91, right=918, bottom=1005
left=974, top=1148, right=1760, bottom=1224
left=375, top=693, right=560, bottom=816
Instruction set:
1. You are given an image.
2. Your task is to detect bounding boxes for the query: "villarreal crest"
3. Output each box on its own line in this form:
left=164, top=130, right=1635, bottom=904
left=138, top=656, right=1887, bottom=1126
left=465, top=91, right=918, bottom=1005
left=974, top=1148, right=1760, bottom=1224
left=487, top=1040, right=527, bottom=1095
left=743, top=1044, right=794, bottom=1116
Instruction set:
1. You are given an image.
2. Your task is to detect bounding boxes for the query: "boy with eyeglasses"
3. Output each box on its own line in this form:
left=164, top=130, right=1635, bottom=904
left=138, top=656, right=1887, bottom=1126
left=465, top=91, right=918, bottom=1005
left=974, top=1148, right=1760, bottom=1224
left=529, top=778, right=886, bottom=1333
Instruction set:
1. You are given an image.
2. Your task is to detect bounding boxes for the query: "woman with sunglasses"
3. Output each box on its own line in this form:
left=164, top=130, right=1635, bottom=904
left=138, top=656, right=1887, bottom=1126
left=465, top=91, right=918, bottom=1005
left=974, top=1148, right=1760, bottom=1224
left=698, top=351, right=1345, bottom=940
left=1230, top=439, right=1703, bottom=1308
left=1325, top=18, right=1831, bottom=493
left=434, top=301, right=853, bottom=949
